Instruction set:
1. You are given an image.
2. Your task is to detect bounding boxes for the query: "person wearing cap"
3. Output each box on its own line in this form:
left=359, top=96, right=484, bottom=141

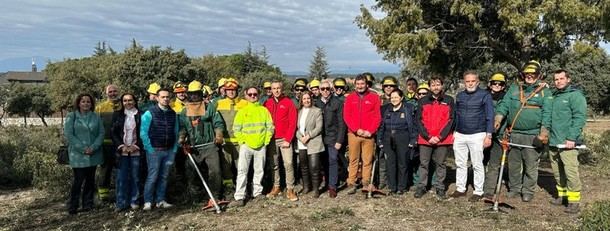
left=178, top=80, right=226, bottom=206
left=548, top=69, right=586, bottom=214
left=343, top=73, right=382, bottom=195
left=142, top=82, right=161, bottom=111
left=482, top=71, right=509, bottom=199
left=170, top=81, right=188, bottom=113
left=216, top=78, right=250, bottom=191
left=309, top=79, right=321, bottom=99
left=95, top=84, right=121, bottom=202
left=449, top=70, right=494, bottom=202
left=264, top=80, right=299, bottom=201
left=214, top=78, right=228, bottom=101
left=259, top=81, right=272, bottom=104
left=333, top=78, right=348, bottom=101
left=292, top=78, right=308, bottom=107
left=495, top=60, right=552, bottom=202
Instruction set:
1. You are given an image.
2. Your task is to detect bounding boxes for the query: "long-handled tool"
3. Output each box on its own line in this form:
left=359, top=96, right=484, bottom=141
left=484, top=138, right=515, bottom=212
left=184, top=144, right=224, bottom=214
left=362, top=154, right=386, bottom=198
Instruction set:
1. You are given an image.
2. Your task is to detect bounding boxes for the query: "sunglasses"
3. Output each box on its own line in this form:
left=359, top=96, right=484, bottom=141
left=490, top=81, right=505, bottom=86
left=247, top=93, right=258, bottom=97
left=320, top=87, right=331, bottom=91
left=417, top=92, right=428, bottom=96
left=295, top=88, right=305, bottom=92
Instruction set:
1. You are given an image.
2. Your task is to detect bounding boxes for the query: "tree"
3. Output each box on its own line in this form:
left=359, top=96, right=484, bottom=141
left=356, top=0, right=607, bottom=78
left=30, top=85, right=53, bottom=126
left=5, top=84, right=33, bottom=126
left=0, top=85, right=9, bottom=127
left=309, top=46, right=330, bottom=80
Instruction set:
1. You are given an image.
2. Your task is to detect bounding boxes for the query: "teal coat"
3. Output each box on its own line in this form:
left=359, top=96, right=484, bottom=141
left=495, top=81, right=552, bottom=135
left=64, top=111, right=105, bottom=168
left=549, top=85, right=587, bottom=146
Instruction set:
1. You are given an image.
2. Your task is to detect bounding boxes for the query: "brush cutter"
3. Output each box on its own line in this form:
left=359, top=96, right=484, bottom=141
left=362, top=154, right=386, bottom=198
left=183, top=143, right=228, bottom=213
left=484, top=138, right=515, bottom=212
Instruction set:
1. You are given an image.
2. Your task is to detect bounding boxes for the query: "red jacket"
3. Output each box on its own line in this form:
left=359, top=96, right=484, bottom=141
left=264, top=95, right=297, bottom=142
left=417, top=93, right=455, bottom=145
left=343, top=90, right=381, bottom=135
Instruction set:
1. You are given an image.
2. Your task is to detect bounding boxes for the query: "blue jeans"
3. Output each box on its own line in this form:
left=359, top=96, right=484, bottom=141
left=116, top=155, right=140, bottom=209
left=327, top=144, right=339, bottom=190
left=144, top=149, right=175, bottom=204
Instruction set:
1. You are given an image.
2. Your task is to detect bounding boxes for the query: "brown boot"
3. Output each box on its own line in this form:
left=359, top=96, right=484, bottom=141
left=286, top=189, right=299, bottom=201
left=564, top=203, right=580, bottom=214
left=267, top=186, right=282, bottom=198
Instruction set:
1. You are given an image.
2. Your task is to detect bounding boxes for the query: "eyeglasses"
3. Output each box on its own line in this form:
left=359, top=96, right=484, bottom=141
left=490, top=81, right=505, bottom=86
left=320, top=87, right=330, bottom=91
left=247, top=93, right=258, bottom=97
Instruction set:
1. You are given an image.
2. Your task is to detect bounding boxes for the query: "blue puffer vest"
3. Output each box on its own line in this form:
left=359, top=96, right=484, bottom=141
left=148, top=105, right=177, bottom=148
left=455, top=87, right=494, bottom=135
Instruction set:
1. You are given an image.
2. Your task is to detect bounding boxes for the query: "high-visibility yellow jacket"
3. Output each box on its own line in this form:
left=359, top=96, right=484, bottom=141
left=216, top=97, right=250, bottom=143
left=233, top=102, right=274, bottom=149
left=170, top=98, right=186, bottom=114
left=95, top=99, right=121, bottom=145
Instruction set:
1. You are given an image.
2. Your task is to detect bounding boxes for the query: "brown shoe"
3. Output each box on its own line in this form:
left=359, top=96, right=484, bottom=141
left=267, top=186, right=282, bottom=198
left=328, top=188, right=337, bottom=198
left=449, top=191, right=467, bottom=198
left=286, top=189, right=299, bottom=201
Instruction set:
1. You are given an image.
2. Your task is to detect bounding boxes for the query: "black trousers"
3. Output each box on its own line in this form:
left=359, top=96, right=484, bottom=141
left=69, top=166, right=97, bottom=212
left=383, top=132, right=410, bottom=192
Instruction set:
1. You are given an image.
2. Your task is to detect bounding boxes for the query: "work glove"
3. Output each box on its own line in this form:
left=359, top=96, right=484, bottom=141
left=494, top=115, right=504, bottom=131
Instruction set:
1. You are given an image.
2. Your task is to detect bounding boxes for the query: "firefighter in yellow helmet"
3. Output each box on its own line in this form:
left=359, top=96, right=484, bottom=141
left=178, top=80, right=227, bottom=206
left=170, top=81, right=188, bottom=113
left=216, top=78, right=250, bottom=189
left=259, top=81, right=272, bottom=104
left=292, top=78, right=308, bottom=106
left=214, top=78, right=228, bottom=101
left=142, top=82, right=161, bottom=111
left=415, top=83, right=430, bottom=100
left=333, top=78, right=348, bottom=101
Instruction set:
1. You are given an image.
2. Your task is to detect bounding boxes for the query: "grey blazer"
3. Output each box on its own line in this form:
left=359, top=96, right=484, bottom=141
left=296, top=106, right=325, bottom=154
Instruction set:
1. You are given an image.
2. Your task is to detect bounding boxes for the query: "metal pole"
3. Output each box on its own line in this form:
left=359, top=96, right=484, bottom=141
left=186, top=151, right=222, bottom=214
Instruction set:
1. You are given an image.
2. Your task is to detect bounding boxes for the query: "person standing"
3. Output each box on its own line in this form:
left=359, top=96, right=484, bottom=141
left=318, top=80, right=346, bottom=198
left=264, top=81, right=299, bottom=201
left=296, top=91, right=325, bottom=198
left=142, top=82, right=161, bottom=111
left=414, top=76, right=454, bottom=199
left=178, top=81, right=226, bottom=207
left=495, top=60, right=552, bottom=202
left=65, top=94, right=105, bottom=215
left=405, top=78, right=419, bottom=102
left=111, top=93, right=143, bottom=212
left=378, top=89, right=417, bottom=195
left=259, top=81, right=272, bottom=104
left=231, top=87, right=274, bottom=206
left=333, top=78, right=348, bottom=101
left=170, top=81, right=188, bottom=113
left=343, top=74, right=382, bottom=194
left=140, top=88, right=179, bottom=210
left=548, top=69, right=586, bottom=213
left=95, top=84, right=121, bottom=202
left=450, top=71, right=494, bottom=202
left=482, top=72, right=508, bottom=199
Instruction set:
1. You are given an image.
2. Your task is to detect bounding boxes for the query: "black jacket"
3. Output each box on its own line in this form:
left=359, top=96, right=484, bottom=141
left=111, top=109, right=143, bottom=151
left=378, top=103, right=418, bottom=146
left=318, top=95, right=347, bottom=145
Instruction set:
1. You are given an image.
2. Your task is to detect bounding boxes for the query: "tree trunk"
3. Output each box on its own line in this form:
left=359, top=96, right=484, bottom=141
left=23, top=115, right=27, bottom=127
left=37, top=113, right=48, bottom=127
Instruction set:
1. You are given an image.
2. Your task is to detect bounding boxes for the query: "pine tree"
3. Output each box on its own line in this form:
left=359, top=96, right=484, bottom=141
left=309, top=46, right=329, bottom=80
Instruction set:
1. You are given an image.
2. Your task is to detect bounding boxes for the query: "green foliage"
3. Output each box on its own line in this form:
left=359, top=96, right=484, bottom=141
left=309, top=46, right=330, bottom=80
left=580, top=200, right=610, bottom=231
left=0, top=126, right=67, bottom=195
left=581, top=130, right=610, bottom=177
left=357, top=0, right=606, bottom=78
left=4, top=84, right=54, bottom=126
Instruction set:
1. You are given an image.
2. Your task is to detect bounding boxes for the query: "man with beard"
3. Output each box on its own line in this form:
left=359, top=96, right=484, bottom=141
left=450, top=71, right=494, bottom=202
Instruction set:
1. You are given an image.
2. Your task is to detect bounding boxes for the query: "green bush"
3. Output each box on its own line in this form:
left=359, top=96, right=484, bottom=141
left=0, top=126, right=70, bottom=197
left=581, top=131, right=610, bottom=177
left=580, top=200, right=610, bottom=231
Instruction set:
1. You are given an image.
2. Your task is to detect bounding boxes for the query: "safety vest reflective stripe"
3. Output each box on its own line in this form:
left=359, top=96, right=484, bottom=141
left=556, top=185, right=567, bottom=197
left=566, top=191, right=581, bottom=202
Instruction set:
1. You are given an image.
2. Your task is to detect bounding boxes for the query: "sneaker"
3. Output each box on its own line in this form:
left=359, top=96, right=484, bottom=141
left=414, top=187, right=426, bottom=198
left=230, top=199, right=246, bottom=207
left=286, top=189, right=299, bottom=202
left=436, top=189, right=447, bottom=200
left=143, top=202, right=152, bottom=211
left=156, top=201, right=173, bottom=209
left=130, top=204, right=140, bottom=210
left=564, top=203, right=580, bottom=214
left=449, top=191, right=467, bottom=199
left=469, top=194, right=482, bottom=202
left=267, top=186, right=282, bottom=198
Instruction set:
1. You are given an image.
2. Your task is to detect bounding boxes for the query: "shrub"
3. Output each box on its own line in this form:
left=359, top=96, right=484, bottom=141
left=581, top=131, right=610, bottom=177
left=580, top=200, right=610, bottom=231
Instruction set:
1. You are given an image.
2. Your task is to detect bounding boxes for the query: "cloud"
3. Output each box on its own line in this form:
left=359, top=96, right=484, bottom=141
left=0, top=0, right=400, bottom=73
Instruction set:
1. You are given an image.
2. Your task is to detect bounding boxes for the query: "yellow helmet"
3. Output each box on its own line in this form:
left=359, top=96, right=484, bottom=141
left=203, top=85, right=213, bottom=95
left=147, top=82, right=161, bottom=94
left=382, top=75, right=398, bottom=86
left=173, top=81, right=187, bottom=93
left=188, top=80, right=203, bottom=92
left=223, top=78, right=239, bottom=90
left=309, top=79, right=321, bottom=88
left=521, top=60, right=541, bottom=74
left=333, top=78, right=346, bottom=87
left=490, top=72, right=507, bottom=82
left=217, top=78, right=227, bottom=89
left=263, top=81, right=272, bottom=89
left=294, top=78, right=308, bottom=88
left=417, top=83, right=430, bottom=91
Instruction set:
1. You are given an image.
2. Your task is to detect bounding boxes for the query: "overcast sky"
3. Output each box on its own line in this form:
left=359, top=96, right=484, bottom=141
left=0, top=0, right=401, bottom=73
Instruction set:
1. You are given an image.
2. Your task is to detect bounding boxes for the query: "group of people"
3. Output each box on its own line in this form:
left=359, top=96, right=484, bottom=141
left=63, top=60, right=587, bottom=215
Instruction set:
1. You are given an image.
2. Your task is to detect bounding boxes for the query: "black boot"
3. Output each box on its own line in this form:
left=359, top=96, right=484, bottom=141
left=299, top=150, right=311, bottom=194
left=310, top=153, right=320, bottom=198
